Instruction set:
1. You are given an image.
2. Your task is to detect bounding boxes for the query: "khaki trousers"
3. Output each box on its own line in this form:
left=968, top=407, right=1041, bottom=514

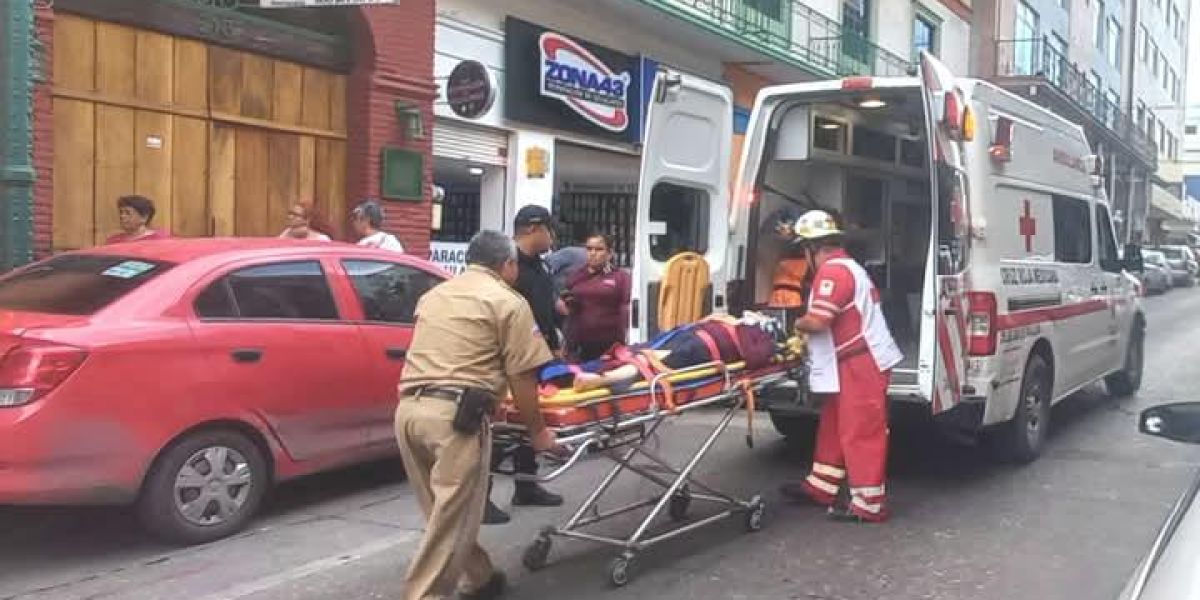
left=395, top=395, right=493, bottom=600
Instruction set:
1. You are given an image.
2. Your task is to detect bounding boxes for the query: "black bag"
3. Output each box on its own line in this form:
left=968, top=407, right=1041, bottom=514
left=452, top=387, right=497, bottom=434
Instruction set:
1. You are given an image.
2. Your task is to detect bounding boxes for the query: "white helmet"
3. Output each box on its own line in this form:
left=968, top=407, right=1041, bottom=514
left=792, top=210, right=843, bottom=242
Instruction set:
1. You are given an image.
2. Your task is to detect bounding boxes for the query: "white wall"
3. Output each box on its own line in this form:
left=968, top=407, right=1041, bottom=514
left=437, top=0, right=724, bottom=79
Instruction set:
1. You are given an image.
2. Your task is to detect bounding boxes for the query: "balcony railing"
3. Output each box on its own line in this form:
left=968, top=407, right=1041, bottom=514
left=994, top=38, right=1156, bottom=161
left=633, top=0, right=912, bottom=77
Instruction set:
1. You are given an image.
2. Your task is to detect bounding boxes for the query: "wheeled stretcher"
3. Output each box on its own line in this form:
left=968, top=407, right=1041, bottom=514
left=492, top=356, right=806, bottom=587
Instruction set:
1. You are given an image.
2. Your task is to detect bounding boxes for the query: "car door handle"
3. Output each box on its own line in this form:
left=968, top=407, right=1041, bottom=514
left=385, top=347, right=407, bottom=360
left=231, top=348, right=263, bottom=363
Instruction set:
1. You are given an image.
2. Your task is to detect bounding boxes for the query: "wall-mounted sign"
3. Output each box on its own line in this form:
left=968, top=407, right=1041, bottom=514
left=505, top=17, right=644, bottom=143
left=429, top=241, right=469, bottom=276
left=525, top=146, right=549, bottom=179
left=538, top=32, right=631, bottom=132
left=446, top=60, right=497, bottom=119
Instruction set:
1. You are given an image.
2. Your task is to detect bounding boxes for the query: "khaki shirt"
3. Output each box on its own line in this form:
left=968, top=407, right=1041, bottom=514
left=399, top=265, right=554, bottom=397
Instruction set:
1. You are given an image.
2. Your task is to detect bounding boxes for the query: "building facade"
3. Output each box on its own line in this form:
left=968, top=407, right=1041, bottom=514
left=1131, top=0, right=1192, bottom=242
left=426, top=0, right=971, bottom=272
left=0, top=0, right=437, bottom=269
left=974, top=0, right=1158, bottom=242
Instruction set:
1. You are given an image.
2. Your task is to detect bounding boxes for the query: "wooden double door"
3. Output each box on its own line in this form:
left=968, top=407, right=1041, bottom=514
left=52, top=14, right=348, bottom=251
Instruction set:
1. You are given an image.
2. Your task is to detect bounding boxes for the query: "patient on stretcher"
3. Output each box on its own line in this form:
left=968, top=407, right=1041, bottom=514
left=537, top=312, right=805, bottom=396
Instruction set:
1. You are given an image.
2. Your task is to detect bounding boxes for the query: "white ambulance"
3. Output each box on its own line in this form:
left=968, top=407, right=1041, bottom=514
left=630, top=53, right=1146, bottom=462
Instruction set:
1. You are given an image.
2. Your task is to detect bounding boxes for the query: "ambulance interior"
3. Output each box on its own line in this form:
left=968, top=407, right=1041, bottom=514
left=748, top=91, right=935, bottom=379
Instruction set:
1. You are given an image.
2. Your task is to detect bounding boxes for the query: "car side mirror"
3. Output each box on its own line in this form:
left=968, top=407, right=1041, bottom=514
left=1140, top=403, right=1200, bottom=444
left=1123, top=244, right=1144, bottom=273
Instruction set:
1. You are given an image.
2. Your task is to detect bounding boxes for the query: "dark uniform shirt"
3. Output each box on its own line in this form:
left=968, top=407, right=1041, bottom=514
left=515, top=249, right=560, bottom=351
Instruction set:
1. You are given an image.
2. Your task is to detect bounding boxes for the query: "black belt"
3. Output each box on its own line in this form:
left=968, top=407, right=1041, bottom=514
left=402, top=385, right=463, bottom=402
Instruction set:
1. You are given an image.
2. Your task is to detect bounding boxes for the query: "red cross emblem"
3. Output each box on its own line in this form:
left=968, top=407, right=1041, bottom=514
left=1019, top=199, right=1037, bottom=252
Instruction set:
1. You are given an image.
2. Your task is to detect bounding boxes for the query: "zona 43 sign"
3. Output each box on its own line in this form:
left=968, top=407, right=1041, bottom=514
left=538, top=32, right=631, bottom=132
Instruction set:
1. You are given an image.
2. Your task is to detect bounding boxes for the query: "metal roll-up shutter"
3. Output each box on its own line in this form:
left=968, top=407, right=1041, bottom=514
left=433, top=120, right=508, bottom=166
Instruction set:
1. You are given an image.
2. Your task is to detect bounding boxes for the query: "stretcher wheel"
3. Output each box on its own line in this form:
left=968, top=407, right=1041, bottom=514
left=668, top=486, right=692, bottom=521
left=523, top=536, right=552, bottom=571
left=745, top=495, right=765, bottom=532
left=607, top=554, right=633, bottom=587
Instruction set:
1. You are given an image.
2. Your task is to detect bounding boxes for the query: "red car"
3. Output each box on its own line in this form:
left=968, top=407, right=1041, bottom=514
left=0, top=239, right=447, bottom=543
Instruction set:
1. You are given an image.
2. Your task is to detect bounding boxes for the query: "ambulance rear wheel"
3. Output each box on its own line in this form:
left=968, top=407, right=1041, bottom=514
left=768, top=412, right=818, bottom=445
left=1004, top=354, right=1052, bottom=464
left=1105, top=324, right=1144, bottom=398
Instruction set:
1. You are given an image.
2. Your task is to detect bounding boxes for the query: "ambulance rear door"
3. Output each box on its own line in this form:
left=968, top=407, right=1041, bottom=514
left=917, top=51, right=973, bottom=415
left=631, top=68, right=734, bottom=343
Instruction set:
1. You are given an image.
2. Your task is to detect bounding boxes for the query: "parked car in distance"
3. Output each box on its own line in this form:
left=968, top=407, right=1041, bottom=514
left=0, top=239, right=448, bottom=544
left=1139, top=250, right=1174, bottom=295
left=1118, top=402, right=1200, bottom=600
left=1156, top=245, right=1197, bottom=287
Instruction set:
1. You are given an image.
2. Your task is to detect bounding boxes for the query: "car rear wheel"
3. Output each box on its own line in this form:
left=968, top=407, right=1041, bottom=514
left=137, top=429, right=269, bottom=545
left=1000, top=354, right=1052, bottom=464
left=1106, top=324, right=1144, bottom=398
left=768, top=411, right=818, bottom=444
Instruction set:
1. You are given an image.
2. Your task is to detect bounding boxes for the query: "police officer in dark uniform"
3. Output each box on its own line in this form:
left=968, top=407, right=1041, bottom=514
left=482, top=205, right=565, bottom=525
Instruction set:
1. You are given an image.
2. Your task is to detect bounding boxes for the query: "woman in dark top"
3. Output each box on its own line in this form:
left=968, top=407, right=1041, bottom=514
left=564, top=233, right=631, bottom=361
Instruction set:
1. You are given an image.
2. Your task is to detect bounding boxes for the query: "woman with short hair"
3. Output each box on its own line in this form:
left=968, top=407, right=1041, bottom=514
left=106, top=195, right=170, bottom=244
left=279, top=201, right=332, bottom=241
left=351, top=200, right=405, bottom=252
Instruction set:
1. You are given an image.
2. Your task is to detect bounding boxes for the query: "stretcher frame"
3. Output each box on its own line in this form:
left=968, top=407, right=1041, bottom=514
left=492, top=360, right=804, bottom=587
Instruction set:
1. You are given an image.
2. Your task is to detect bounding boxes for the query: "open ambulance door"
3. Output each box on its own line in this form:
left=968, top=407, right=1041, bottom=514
left=917, top=51, right=973, bottom=416
left=630, top=68, right=734, bottom=343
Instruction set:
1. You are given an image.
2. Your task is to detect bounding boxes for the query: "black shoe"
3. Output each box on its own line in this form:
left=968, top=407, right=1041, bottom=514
left=483, top=499, right=510, bottom=525
left=779, top=481, right=833, bottom=507
left=512, top=483, right=563, bottom=507
left=460, top=571, right=507, bottom=600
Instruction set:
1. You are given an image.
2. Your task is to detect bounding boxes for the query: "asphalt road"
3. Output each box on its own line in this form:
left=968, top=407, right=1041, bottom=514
left=3, top=289, right=1200, bottom=600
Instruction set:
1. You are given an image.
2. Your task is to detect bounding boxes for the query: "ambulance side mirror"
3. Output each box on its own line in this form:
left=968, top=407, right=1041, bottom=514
left=1122, top=244, right=1145, bottom=273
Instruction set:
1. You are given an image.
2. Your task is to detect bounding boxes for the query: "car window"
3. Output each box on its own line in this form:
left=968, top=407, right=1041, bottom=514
left=0, top=254, right=171, bottom=315
left=195, top=261, right=339, bottom=320
left=648, top=182, right=710, bottom=262
left=1052, top=195, right=1092, bottom=264
left=342, top=260, right=441, bottom=324
left=1095, top=205, right=1120, bottom=271
left=1160, top=248, right=1183, bottom=260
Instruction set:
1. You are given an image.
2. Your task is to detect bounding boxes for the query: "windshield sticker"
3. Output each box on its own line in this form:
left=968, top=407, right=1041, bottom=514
left=102, top=260, right=156, bottom=279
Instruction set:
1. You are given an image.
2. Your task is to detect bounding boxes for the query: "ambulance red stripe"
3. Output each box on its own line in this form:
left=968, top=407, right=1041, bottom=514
left=996, top=299, right=1109, bottom=330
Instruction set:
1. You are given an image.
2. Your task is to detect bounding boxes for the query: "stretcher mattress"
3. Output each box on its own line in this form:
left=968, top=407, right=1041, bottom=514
left=500, top=359, right=801, bottom=428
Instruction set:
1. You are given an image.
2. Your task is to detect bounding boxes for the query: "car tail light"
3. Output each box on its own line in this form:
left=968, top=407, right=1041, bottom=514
left=0, top=342, right=87, bottom=407
left=944, top=91, right=962, bottom=138
left=966, top=292, right=998, bottom=356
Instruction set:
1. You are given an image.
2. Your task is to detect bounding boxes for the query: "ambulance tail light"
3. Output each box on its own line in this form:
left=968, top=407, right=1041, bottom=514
left=961, top=105, right=976, bottom=142
left=966, top=292, right=998, bottom=356
left=943, top=92, right=962, bottom=139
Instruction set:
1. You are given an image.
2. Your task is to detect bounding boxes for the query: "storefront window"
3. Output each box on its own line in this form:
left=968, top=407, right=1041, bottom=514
left=648, top=182, right=710, bottom=262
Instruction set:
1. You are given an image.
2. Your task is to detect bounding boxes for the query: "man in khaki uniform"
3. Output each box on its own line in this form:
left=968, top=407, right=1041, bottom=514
left=396, top=230, right=560, bottom=600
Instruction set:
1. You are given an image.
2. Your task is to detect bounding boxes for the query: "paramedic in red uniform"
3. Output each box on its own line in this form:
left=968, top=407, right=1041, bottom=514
left=781, top=210, right=903, bottom=523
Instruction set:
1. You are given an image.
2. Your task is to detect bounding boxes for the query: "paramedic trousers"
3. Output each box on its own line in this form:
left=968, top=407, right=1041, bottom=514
left=802, top=353, right=892, bottom=522
left=395, top=395, right=493, bottom=600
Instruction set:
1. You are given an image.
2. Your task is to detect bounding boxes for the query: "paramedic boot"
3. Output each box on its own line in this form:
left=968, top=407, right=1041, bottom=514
left=828, top=502, right=888, bottom=523
left=513, top=482, right=563, bottom=507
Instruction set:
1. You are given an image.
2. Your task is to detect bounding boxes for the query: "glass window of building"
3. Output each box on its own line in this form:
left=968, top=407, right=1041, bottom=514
left=1014, top=0, right=1040, bottom=74
left=1105, top=18, right=1121, bottom=67
left=912, top=13, right=938, bottom=58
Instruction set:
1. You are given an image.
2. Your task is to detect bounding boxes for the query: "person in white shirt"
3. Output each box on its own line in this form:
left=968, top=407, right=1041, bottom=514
left=351, top=200, right=405, bottom=252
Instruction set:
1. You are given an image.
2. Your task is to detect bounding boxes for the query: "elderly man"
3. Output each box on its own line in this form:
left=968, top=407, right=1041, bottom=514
left=395, top=230, right=560, bottom=599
